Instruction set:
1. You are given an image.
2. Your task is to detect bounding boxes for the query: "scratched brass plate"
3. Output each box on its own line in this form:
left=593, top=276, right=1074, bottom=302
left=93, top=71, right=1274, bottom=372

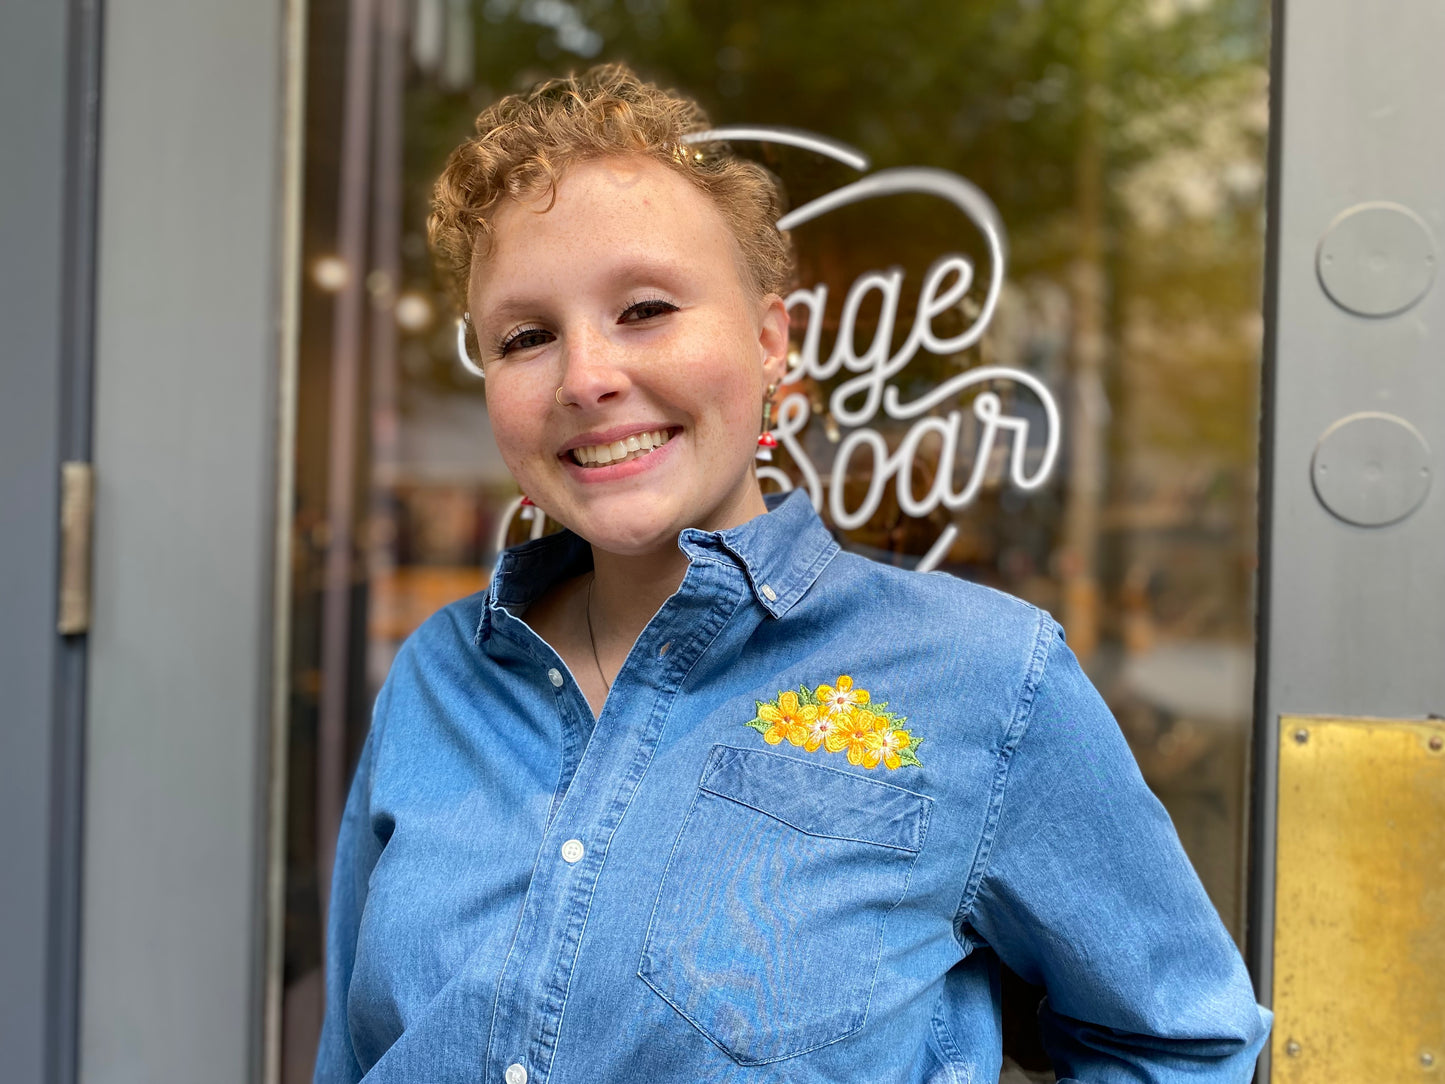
left=1272, top=715, right=1445, bottom=1081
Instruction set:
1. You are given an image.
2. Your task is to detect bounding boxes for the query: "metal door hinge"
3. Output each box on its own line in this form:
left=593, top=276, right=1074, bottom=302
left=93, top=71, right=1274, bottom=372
left=58, top=461, right=94, bottom=635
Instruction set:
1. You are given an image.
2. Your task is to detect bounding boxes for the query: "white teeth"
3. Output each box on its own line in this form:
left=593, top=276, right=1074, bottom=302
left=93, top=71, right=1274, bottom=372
left=570, top=428, right=674, bottom=467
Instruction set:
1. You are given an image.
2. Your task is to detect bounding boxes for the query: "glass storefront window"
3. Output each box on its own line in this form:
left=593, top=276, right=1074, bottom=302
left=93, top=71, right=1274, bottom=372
left=280, top=2, right=1269, bottom=1078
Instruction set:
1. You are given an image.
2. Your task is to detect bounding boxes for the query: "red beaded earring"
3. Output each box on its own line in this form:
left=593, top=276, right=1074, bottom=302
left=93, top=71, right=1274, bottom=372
left=756, top=383, right=780, bottom=462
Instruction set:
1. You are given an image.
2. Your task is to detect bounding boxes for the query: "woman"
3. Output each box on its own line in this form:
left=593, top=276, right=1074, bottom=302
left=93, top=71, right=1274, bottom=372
left=316, top=64, right=1269, bottom=1083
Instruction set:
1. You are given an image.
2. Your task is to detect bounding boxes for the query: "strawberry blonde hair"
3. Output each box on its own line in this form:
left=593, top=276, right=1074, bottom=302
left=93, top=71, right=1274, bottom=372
left=428, top=63, right=792, bottom=309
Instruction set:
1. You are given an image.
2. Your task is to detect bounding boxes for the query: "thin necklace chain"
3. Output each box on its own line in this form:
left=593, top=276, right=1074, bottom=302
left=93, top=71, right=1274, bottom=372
left=585, top=572, right=610, bottom=693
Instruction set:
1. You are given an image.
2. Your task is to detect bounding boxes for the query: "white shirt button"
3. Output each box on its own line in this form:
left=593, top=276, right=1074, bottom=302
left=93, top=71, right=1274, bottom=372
left=761, top=584, right=778, bottom=602
left=547, top=668, right=563, bottom=687
left=560, top=838, right=585, bottom=864
left=505, top=1063, right=527, bottom=1084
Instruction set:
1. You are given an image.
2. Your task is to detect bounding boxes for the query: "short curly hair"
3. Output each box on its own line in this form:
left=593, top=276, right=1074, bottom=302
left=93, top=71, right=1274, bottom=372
left=429, top=63, right=792, bottom=310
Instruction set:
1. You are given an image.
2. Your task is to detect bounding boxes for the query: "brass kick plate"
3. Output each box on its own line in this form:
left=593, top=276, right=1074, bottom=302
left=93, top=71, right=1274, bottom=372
left=1272, top=714, right=1445, bottom=1080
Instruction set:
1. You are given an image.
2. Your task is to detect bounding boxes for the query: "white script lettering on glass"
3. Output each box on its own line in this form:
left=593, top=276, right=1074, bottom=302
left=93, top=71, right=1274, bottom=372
left=480, top=128, right=1061, bottom=569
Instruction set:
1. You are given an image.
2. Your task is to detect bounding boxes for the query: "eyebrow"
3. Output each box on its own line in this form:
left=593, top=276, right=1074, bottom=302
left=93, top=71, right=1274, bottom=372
left=477, top=296, right=554, bottom=325
left=476, top=256, right=702, bottom=323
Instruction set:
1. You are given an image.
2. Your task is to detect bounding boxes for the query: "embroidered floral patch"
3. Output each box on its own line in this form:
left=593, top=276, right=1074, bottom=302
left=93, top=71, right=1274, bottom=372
left=744, top=675, right=923, bottom=770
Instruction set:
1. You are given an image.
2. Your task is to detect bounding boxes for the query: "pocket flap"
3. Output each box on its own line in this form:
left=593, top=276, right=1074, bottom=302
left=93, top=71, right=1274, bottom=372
left=699, top=745, right=930, bottom=853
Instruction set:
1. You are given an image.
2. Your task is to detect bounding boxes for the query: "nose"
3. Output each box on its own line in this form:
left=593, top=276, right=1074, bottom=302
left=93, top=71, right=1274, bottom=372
left=555, top=322, right=629, bottom=408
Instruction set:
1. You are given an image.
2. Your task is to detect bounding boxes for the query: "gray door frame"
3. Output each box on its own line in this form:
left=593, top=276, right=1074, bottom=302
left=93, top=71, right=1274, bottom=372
left=76, top=0, right=298, bottom=1082
left=1251, top=0, right=1445, bottom=1079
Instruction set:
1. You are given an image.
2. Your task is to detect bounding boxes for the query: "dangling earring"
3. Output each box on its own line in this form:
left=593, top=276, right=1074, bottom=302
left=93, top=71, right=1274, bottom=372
left=756, top=383, right=780, bottom=462
left=519, top=494, right=537, bottom=521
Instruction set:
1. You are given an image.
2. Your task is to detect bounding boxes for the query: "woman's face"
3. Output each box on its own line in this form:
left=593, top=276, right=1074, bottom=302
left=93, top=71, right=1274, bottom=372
left=468, top=155, right=789, bottom=558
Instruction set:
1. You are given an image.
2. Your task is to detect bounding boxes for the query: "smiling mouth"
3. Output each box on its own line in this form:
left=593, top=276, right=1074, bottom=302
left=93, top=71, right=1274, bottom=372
left=569, top=427, right=678, bottom=467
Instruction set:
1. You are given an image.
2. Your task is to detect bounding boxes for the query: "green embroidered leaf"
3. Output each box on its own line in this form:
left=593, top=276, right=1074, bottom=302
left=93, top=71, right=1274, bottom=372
left=798, top=684, right=816, bottom=705
left=744, top=718, right=770, bottom=734
left=896, top=743, right=923, bottom=768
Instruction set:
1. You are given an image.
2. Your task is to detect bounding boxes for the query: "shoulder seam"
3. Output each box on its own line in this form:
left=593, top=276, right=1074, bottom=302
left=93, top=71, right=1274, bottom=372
left=951, top=608, right=1058, bottom=944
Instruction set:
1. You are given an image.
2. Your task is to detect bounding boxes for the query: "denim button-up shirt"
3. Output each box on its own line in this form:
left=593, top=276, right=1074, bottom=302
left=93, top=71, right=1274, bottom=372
left=316, top=491, right=1270, bottom=1083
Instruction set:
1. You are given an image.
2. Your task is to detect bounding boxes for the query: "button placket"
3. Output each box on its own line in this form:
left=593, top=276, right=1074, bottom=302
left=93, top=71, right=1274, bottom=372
left=484, top=560, right=746, bottom=1084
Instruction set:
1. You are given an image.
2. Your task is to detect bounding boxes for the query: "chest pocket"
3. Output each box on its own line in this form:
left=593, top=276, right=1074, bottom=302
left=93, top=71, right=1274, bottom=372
left=638, top=743, right=932, bottom=1066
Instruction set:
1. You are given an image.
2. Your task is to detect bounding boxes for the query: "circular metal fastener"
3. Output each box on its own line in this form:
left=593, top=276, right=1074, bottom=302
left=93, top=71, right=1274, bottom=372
left=1317, top=202, right=1437, bottom=317
left=1430, top=735, right=1443, bottom=752
left=1285, top=1039, right=1302, bottom=1058
left=1312, top=412, right=1432, bottom=527
left=1423, top=1052, right=1436, bottom=1068
left=1294, top=728, right=1310, bottom=744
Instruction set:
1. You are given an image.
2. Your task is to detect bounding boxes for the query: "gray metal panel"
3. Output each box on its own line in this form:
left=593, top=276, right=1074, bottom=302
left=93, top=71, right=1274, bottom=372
left=81, top=0, right=286, bottom=1078
left=1254, top=0, right=1445, bottom=1067
left=0, top=0, right=99, bottom=1079
left=0, top=0, right=69, bottom=1077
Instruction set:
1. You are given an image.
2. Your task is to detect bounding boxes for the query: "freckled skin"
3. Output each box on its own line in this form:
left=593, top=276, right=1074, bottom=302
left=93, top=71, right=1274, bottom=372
left=468, top=156, right=789, bottom=561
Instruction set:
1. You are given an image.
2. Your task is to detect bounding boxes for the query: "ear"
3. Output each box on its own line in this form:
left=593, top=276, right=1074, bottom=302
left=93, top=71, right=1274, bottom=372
left=757, top=293, right=791, bottom=386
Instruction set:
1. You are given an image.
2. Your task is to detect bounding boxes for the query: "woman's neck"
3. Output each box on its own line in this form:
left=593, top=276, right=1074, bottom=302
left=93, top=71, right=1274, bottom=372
left=586, top=545, right=690, bottom=663
left=584, top=482, right=771, bottom=658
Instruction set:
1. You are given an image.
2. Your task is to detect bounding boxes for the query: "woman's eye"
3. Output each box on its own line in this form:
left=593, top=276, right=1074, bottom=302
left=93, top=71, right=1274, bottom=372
left=498, top=326, right=553, bottom=355
left=620, top=298, right=678, bottom=323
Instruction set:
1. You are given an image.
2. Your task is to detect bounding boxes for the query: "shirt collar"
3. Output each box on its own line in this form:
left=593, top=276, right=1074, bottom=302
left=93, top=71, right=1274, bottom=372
left=475, top=489, right=838, bottom=643
left=679, top=489, right=839, bottom=619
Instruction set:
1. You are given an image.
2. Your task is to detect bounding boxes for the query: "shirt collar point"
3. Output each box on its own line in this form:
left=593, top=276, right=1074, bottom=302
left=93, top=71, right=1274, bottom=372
left=715, top=490, right=838, bottom=617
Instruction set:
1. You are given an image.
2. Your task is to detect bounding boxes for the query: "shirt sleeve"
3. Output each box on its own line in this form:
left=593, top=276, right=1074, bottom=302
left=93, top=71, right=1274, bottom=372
left=963, top=621, right=1271, bottom=1082
left=313, top=699, right=386, bottom=1084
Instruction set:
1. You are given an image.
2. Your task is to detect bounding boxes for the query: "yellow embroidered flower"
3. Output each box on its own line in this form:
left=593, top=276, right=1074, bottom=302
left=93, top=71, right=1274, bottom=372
left=815, top=674, right=869, bottom=717
left=743, top=677, right=922, bottom=769
left=756, top=690, right=818, bottom=747
left=833, top=709, right=888, bottom=768
left=876, top=726, right=912, bottom=770
left=801, top=711, right=845, bottom=753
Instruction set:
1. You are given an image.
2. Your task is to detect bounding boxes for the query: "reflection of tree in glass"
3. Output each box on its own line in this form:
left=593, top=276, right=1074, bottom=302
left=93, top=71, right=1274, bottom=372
left=395, top=0, right=1266, bottom=643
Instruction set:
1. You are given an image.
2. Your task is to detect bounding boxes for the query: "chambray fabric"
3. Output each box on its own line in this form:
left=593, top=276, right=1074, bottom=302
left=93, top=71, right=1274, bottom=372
left=315, top=490, right=1270, bottom=1084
